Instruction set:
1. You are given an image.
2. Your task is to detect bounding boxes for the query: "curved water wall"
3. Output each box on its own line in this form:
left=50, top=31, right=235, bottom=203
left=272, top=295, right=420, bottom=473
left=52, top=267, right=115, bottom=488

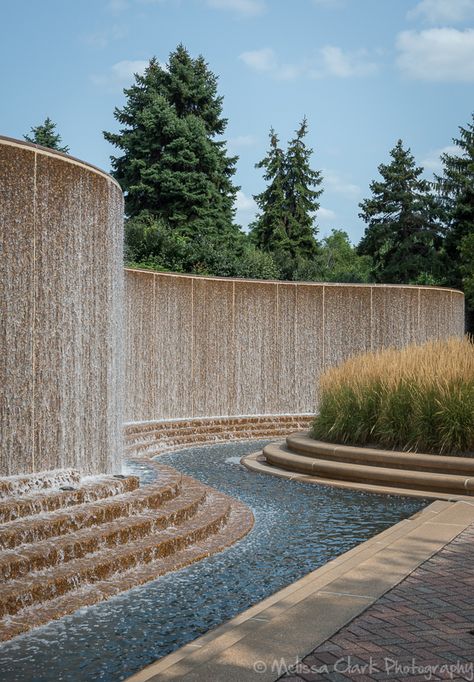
left=124, top=270, right=465, bottom=423
left=0, top=137, right=124, bottom=476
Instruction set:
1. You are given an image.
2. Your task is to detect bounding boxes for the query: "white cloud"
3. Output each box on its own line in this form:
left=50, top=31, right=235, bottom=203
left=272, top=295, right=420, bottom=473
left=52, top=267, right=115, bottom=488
left=323, top=170, right=361, bottom=197
left=239, top=47, right=277, bottom=72
left=207, top=0, right=265, bottom=15
left=235, top=190, right=257, bottom=212
left=240, top=46, right=378, bottom=80
left=91, top=59, right=149, bottom=90
left=318, top=46, right=378, bottom=78
left=317, top=207, right=337, bottom=221
left=235, top=190, right=257, bottom=229
left=421, top=144, right=459, bottom=171
left=408, top=0, right=474, bottom=24
left=396, top=28, right=474, bottom=81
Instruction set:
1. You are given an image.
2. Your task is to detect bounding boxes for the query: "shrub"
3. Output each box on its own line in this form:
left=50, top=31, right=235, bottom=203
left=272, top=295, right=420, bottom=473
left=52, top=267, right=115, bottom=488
left=310, top=337, right=474, bottom=455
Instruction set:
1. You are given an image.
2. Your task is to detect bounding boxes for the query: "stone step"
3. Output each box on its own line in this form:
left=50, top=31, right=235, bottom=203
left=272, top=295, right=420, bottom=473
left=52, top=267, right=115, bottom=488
left=0, top=490, right=231, bottom=618
left=0, top=478, right=205, bottom=581
left=0, top=467, right=182, bottom=550
left=124, top=416, right=313, bottom=444
left=0, top=496, right=254, bottom=642
left=0, top=470, right=81, bottom=499
left=0, top=475, right=139, bottom=524
left=286, top=433, right=474, bottom=476
left=263, top=443, right=474, bottom=496
left=125, top=425, right=309, bottom=456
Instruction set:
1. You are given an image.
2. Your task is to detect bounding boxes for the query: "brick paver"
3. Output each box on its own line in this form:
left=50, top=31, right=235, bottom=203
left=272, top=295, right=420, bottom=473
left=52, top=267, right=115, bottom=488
left=278, top=524, right=474, bottom=681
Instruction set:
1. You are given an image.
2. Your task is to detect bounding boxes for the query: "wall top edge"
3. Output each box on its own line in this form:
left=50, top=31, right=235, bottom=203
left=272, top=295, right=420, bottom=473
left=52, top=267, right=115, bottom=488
left=124, top=268, right=464, bottom=296
left=0, top=134, right=123, bottom=191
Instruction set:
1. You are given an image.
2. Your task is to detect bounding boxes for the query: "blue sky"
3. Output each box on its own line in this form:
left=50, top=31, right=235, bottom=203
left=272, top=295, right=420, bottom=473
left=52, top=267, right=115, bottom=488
left=2, top=0, right=473, bottom=243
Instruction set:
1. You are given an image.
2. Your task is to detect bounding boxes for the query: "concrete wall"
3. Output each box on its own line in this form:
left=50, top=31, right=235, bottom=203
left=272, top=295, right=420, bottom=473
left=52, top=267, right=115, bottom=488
left=124, top=269, right=465, bottom=423
left=0, top=137, right=124, bottom=476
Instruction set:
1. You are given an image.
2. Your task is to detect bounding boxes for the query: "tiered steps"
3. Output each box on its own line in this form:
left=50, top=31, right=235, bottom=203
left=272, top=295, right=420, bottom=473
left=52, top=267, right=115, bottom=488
left=125, top=415, right=314, bottom=459
left=0, top=464, right=253, bottom=641
left=248, top=432, right=474, bottom=499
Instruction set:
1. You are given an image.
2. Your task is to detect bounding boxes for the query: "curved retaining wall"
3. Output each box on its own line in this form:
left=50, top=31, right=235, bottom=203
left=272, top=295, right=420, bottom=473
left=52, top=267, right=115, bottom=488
left=0, top=137, right=124, bottom=476
left=124, top=269, right=465, bottom=424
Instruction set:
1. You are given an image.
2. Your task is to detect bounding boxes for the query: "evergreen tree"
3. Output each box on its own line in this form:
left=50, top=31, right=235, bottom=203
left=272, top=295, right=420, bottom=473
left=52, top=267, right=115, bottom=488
left=24, top=117, right=69, bottom=153
left=435, top=113, right=474, bottom=291
left=249, top=129, right=289, bottom=255
left=104, top=46, right=240, bottom=274
left=284, top=118, right=322, bottom=263
left=358, top=140, right=443, bottom=284
left=250, top=119, right=322, bottom=279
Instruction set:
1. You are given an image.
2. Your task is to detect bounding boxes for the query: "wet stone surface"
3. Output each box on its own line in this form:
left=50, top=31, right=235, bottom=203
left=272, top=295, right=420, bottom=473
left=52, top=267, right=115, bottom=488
left=0, top=440, right=425, bottom=681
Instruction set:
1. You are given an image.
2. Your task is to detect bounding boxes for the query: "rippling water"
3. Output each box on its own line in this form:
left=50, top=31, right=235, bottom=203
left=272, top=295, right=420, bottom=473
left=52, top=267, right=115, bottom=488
left=0, top=441, right=426, bottom=681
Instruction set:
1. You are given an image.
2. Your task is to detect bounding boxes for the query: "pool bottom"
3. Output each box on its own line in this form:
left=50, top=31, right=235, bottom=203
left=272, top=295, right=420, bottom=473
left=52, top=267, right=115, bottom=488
left=0, top=440, right=426, bottom=682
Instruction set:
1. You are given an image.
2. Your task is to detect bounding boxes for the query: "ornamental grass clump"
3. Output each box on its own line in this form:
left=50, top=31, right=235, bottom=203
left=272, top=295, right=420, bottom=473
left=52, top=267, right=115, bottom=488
left=311, top=337, right=474, bottom=456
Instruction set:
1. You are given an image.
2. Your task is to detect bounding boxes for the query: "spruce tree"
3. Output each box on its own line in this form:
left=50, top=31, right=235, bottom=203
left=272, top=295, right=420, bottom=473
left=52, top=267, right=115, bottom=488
left=104, top=45, right=240, bottom=274
left=284, top=118, right=322, bottom=262
left=435, top=113, right=474, bottom=290
left=358, top=140, right=443, bottom=284
left=250, top=129, right=290, bottom=255
left=24, top=117, right=69, bottom=153
left=250, top=119, right=322, bottom=279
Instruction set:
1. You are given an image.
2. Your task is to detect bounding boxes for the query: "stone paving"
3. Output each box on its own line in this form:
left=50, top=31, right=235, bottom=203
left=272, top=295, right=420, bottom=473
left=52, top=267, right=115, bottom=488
left=278, top=523, right=474, bottom=681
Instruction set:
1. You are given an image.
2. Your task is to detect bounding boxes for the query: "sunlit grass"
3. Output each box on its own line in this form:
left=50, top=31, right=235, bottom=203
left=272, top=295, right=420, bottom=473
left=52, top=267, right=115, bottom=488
left=311, top=337, right=474, bottom=455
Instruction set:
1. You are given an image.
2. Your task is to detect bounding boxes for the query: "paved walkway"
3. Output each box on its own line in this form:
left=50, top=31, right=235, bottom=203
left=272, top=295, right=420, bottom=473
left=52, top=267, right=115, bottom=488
left=279, top=524, right=474, bottom=681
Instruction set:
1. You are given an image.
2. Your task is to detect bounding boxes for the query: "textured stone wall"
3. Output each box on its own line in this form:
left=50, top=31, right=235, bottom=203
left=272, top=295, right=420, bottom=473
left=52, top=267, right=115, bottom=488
left=124, top=270, right=465, bottom=423
left=1, top=137, right=124, bottom=476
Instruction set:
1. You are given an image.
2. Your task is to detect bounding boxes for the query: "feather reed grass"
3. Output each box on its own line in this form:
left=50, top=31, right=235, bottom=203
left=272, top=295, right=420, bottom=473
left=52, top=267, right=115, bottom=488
left=311, top=336, right=474, bottom=455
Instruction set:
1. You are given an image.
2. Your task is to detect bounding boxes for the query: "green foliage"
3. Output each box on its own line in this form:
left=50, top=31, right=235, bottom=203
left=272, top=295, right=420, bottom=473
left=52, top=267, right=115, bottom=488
left=104, top=45, right=242, bottom=275
left=311, top=338, right=474, bottom=455
left=125, top=212, right=280, bottom=279
left=358, top=139, right=444, bottom=284
left=24, top=117, right=69, bottom=153
left=250, top=119, right=322, bottom=279
left=435, top=114, right=474, bottom=286
left=460, top=232, right=474, bottom=307
left=316, top=230, right=373, bottom=283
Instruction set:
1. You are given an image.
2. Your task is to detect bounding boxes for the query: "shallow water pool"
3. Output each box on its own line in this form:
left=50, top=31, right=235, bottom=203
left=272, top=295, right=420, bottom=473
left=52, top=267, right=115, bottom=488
left=0, top=440, right=426, bottom=681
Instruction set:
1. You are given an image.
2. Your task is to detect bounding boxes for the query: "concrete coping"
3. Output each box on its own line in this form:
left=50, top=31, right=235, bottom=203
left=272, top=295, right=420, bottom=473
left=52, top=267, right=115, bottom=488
left=242, top=450, right=474, bottom=501
left=124, top=266, right=464, bottom=293
left=0, top=135, right=122, bottom=190
left=287, top=433, right=474, bottom=475
left=125, top=498, right=474, bottom=682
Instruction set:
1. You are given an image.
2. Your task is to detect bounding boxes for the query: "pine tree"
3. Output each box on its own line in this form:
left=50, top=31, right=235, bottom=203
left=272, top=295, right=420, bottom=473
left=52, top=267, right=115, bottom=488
left=24, top=117, right=69, bottom=153
left=249, top=129, right=289, bottom=254
left=250, top=119, right=322, bottom=279
left=435, top=113, right=474, bottom=291
left=284, top=118, right=322, bottom=263
left=103, top=45, right=240, bottom=274
left=358, top=139, right=443, bottom=284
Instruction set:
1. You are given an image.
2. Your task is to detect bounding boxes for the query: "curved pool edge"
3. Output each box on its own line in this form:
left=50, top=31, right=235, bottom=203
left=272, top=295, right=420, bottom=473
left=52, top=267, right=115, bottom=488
left=125, top=498, right=474, bottom=682
left=241, top=450, right=474, bottom=501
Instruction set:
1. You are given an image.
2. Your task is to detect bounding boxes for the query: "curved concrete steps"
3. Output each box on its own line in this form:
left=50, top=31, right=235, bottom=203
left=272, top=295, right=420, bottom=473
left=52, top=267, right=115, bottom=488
left=245, top=432, right=474, bottom=499
left=0, top=464, right=254, bottom=641
left=0, top=475, right=139, bottom=524
left=286, top=434, right=474, bottom=476
left=0, top=468, right=182, bottom=550
left=125, top=415, right=314, bottom=458
left=0, top=498, right=252, bottom=643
